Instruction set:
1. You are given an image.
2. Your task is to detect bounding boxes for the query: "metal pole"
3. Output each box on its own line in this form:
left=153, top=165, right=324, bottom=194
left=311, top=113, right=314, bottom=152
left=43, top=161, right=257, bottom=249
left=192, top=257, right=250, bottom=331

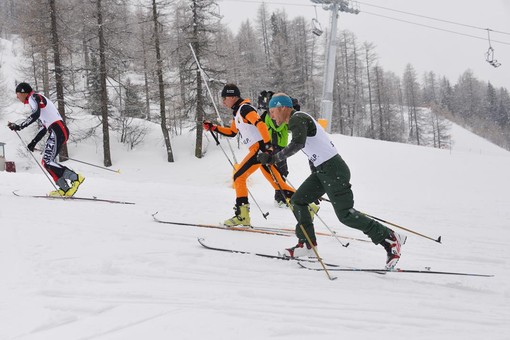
left=314, top=0, right=359, bottom=132
left=320, top=2, right=339, bottom=133
left=62, top=156, right=120, bottom=173
left=361, top=212, right=442, bottom=244
left=189, top=43, right=238, bottom=164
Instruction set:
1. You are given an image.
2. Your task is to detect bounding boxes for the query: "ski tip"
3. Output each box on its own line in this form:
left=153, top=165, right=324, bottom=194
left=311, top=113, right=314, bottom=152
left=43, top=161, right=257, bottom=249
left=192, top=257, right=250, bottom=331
left=116, top=169, right=121, bottom=174
left=437, top=236, right=442, bottom=244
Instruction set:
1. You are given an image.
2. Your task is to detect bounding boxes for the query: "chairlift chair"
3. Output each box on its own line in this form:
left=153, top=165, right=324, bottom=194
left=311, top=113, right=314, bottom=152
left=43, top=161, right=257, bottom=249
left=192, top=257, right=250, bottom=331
left=485, top=29, right=502, bottom=68
left=312, top=18, right=323, bottom=36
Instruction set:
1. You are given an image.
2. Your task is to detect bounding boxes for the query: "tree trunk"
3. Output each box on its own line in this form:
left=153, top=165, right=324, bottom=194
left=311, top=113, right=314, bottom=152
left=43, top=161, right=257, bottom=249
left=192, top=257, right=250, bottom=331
left=375, top=66, right=385, bottom=140
left=97, top=0, right=112, bottom=166
left=41, top=49, right=50, bottom=96
left=49, top=0, right=68, bottom=159
left=191, top=1, right=204, bottom=159
left=141, top=28, right=150, bottom=120
left=152, top=0, right=174, bottom=162
left=365, top=52, right=374, bottom=138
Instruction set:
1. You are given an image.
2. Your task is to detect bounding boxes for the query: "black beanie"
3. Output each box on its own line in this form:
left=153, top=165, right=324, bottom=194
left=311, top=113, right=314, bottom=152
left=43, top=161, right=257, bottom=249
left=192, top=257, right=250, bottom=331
left=221, top=84, right=241, bottom=97
left=15, top=82, right=33, bottom=93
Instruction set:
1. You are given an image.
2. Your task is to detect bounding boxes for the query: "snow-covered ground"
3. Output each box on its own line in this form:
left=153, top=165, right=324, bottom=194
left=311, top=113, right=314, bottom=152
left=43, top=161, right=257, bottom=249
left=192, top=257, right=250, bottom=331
left=1, top=38, right=510, bottom=340
left=1, top=110, right=509, bottom=339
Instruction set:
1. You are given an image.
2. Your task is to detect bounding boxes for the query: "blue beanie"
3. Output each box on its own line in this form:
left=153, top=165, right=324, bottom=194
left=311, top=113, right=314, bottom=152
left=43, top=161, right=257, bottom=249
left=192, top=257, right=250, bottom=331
left=268, top=95, right=293, bottom=109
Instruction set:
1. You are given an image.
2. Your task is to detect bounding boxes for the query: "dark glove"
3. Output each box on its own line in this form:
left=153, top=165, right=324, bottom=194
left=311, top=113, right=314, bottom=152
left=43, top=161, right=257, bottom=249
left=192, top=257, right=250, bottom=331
left=203, top=120, right=217, bottom=131
left=27, top=140, right=37, bottom=152
left=8, top=122, right=21, bottom=131
left=257, top=152, right=273, bottom=165
left=258, top=141, right=273, bottom=153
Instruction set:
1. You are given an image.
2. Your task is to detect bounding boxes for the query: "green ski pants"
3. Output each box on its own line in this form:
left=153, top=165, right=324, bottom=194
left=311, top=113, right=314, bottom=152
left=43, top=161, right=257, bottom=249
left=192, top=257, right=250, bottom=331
left=290, top=154, right=391, bottom=245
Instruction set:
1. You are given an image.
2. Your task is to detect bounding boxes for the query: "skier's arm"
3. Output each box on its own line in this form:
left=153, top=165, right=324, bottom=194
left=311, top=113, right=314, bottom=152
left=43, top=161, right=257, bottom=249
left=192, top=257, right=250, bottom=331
left=242, top=108, right=271, bottom=144
left=273, top=124, right=305, bottom=163
left=18, top=95, right=42, bottom=130
left=215, top=119, right=238, bottom=137
left=30, top=126, right=47, bottom=146
left=273, top=113, right=315, bottom=163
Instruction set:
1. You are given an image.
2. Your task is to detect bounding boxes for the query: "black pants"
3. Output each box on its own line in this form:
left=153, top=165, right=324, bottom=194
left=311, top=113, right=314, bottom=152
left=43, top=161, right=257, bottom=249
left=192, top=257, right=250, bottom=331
left=42, top=121, right=71, bottom=182
left=290, top=155, right=391, bottom=245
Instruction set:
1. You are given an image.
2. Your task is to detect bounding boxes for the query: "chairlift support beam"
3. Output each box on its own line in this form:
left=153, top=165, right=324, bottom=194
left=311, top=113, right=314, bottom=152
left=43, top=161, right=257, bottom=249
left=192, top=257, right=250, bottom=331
left=311, top=0, right=359, bottom=132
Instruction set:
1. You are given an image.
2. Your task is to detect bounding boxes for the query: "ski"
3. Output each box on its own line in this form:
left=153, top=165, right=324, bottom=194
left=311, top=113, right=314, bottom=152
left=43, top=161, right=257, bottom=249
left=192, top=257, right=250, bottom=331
left=13, top=190, right=135, bottom=205
left=153, top=213, right=291, bottom=237
left=253, top=225, right=369, bottom=242
left=153, top=212, right=369, bottom=242
left=197, top=237, right=341, bottom=266
left=297, top=262, right=494, bottom=277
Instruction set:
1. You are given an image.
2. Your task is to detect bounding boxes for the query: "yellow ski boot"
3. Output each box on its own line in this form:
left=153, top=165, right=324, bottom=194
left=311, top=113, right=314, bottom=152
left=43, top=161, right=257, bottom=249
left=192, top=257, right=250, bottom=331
left=309, top=202, right=320, bottom=221
left=48, top=189, right=65, bottom=197
left=65, top=174, right=85, bottom=197
left=224, top=204, right=251, bottom=227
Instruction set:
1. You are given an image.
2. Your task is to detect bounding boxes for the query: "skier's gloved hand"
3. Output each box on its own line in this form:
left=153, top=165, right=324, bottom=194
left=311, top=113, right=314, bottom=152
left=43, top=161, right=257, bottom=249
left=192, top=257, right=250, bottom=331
left=257, top=152, right=273, bottom=165
left=27, top=140, right=37, bottom=152
left=8, top=122, right=21, bottom=131
left=258, top=141, right=273, bottom=154
left=203, top=120, right=217, bottom=131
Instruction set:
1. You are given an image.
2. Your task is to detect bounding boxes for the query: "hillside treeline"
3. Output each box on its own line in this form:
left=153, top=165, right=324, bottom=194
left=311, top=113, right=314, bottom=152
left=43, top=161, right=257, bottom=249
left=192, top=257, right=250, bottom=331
left=0, top=0, right=508, bottom=164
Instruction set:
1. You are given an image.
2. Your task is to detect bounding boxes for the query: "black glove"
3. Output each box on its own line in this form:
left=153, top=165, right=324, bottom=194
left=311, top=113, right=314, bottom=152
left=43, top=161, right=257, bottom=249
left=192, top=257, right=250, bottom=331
left=257, top=152, right=273, bottom=165
left=27, top=140, right=37, bottom=152
left=258, top=141, right=273, bottom=153
left=8, top=122, right=21, bottom=131
left=203, top=120, right=217, bottom=131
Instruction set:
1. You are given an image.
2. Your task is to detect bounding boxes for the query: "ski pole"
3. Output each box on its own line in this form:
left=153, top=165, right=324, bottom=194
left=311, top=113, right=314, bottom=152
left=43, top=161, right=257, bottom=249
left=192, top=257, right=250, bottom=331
left=208, top=130, right=236, bottom=168
left=209, top=130, right=269, bottom=219
left=33, top=148, right=120, bottom=173
left=267, top=166, right=337, bottom=281
left=361, top=212, right=442, bottom=243
left=189, top=42, right=238, bottom=164
left=278, top=176, right=350, bottom=247
left=61, top=156, right=120, bottom=173
left=289, top=175, right=441, bottom=243
left=14, top=131, right=60, bottom=193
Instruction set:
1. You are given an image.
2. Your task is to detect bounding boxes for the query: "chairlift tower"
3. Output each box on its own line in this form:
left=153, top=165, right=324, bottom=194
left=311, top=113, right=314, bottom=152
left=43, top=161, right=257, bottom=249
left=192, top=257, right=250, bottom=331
left=311, top=0, right=359, bottom=132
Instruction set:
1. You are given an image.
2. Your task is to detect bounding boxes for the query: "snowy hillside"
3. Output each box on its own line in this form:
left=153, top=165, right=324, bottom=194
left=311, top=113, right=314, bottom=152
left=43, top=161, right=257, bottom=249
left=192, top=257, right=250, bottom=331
left=1, top=105, right=510, bottom=339
left=1, top=37, right=510, bottom=340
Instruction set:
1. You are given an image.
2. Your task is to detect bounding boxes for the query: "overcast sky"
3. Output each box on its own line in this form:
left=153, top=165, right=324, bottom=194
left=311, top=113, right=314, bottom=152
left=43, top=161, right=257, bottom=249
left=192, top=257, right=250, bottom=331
left=218, top=0, right=510, bottom=89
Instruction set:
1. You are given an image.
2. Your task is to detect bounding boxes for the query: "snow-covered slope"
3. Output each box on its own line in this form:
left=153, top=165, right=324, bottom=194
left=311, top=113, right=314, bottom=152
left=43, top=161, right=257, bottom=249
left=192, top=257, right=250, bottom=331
left=1, top=111, right=509, bottom=339
left=1, top=37, right=509, bottom=340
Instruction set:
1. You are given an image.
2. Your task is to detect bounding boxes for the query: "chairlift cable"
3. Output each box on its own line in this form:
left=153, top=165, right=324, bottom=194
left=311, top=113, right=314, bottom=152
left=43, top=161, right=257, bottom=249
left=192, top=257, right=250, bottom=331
left=362, top=10, right=510, bottom=46
left=220, top=0, right=510, bottom=45
left=356, top=1, right=510, bottom=36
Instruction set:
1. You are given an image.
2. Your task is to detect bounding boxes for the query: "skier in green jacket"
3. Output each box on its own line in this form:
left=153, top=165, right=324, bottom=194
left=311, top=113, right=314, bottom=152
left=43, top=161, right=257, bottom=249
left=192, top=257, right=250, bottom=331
left=258, top=90, right=292, bottom=207
left=257, top=93, right=406, bottom=269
